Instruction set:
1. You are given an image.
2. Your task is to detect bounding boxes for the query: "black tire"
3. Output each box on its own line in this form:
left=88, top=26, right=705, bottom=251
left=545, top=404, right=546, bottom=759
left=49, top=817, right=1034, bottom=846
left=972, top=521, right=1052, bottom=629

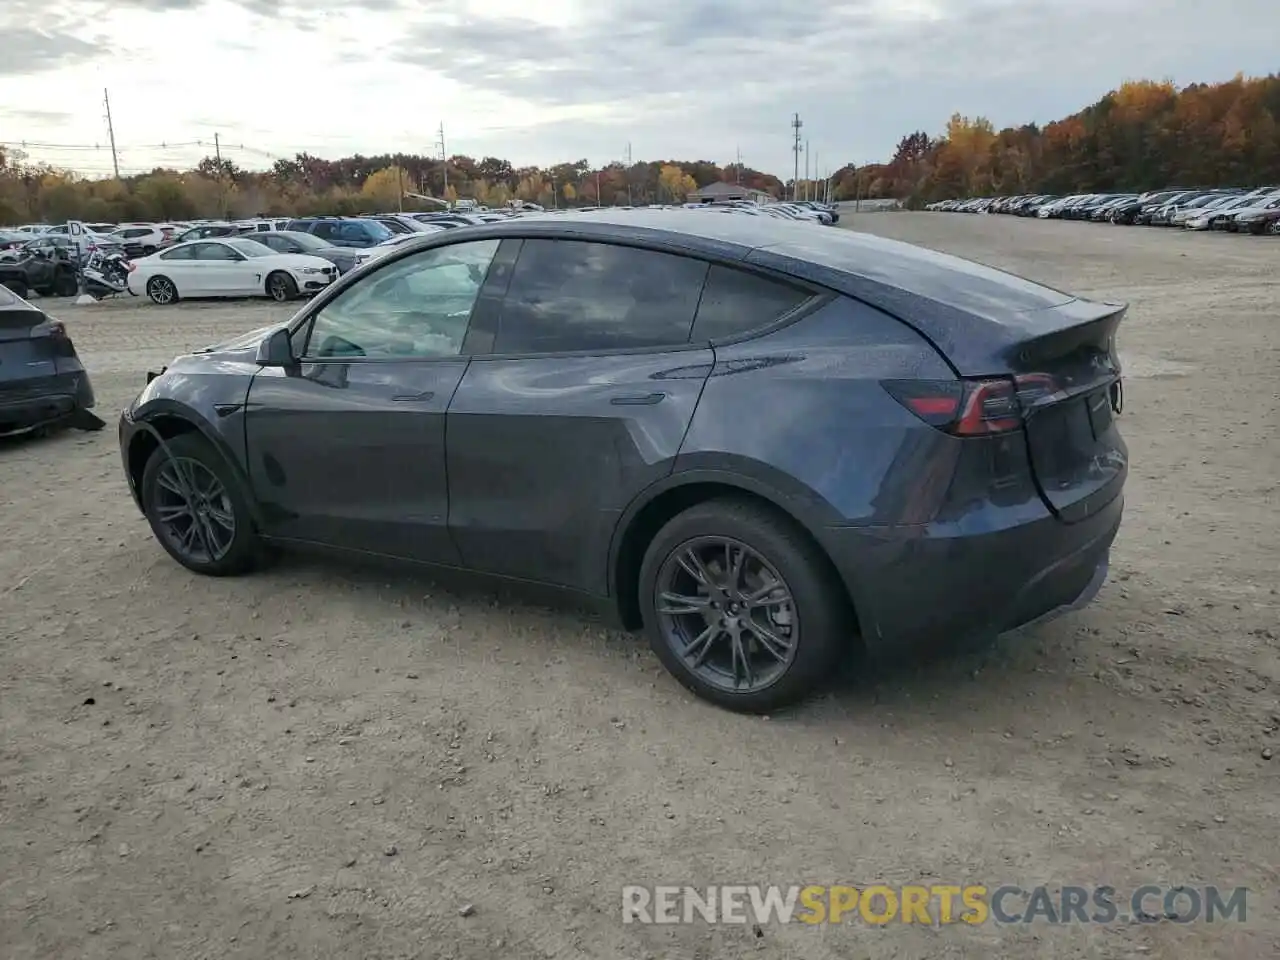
left=638, top=499, right=850, bottom=713
left=54, top=270, right=78, bottom=297
left=266, top=271, right=298, bottom=302
left=140, top=432, right=259, bottom=576
left=146, top=275, right=178, bottom=305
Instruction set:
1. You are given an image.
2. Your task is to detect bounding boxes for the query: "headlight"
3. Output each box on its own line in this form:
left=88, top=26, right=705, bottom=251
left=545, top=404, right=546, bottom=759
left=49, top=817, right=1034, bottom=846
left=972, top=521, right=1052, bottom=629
left=297, top=266, right=326, bottom=275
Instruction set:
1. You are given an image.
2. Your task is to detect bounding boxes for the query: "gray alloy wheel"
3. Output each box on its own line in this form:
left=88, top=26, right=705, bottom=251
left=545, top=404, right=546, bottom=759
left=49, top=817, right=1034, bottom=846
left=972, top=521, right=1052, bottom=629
left=146, top=276, right=177, bottom=304
left=267, top=271, right=297, bottom=302
left=638, top=499, right=849, bottom=713
left=139, top=432, right=259, bottom=576
left=654, top=535, right=800, bottom=695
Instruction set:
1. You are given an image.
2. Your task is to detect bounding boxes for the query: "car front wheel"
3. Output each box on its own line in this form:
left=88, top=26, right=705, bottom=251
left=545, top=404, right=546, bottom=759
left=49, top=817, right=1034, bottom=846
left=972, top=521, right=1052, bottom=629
left=639, top=499, right=850, bottom=712
left=266, top=271, right=298, bottom=302
left=140, top=432, right=259, bottom=576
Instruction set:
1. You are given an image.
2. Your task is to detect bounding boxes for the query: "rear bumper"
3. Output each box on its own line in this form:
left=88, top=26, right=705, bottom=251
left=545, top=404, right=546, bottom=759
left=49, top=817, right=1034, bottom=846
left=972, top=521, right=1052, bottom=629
left=820, top=493, right=1123, bottom=659
left=0, top=368, right=94, bottom=436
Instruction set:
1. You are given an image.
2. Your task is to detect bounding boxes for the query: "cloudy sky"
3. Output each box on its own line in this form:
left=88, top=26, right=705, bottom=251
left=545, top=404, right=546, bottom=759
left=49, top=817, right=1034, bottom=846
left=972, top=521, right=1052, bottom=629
left=0, top=0, right=1276, bottom=179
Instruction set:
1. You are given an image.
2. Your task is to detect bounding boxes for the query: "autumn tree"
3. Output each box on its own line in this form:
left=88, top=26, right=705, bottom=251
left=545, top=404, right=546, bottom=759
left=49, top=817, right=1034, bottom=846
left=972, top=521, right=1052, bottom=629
left=361, top=166, right=408, bottom=208
left=657, top=164, right=697, bottom=201
left=5, top=72, right=1280, bottom=222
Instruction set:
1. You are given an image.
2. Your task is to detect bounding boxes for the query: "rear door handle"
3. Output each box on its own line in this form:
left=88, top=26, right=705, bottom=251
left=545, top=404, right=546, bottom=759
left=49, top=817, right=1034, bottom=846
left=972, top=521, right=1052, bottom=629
left=610, top=392, right=665, bottom=406
left=391, top=390, right=435, bottom=402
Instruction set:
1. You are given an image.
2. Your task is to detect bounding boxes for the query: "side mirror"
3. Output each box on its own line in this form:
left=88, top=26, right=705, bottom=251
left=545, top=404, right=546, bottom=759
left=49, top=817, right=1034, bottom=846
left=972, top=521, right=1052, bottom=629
left=257, top=327, right=296, bottom=367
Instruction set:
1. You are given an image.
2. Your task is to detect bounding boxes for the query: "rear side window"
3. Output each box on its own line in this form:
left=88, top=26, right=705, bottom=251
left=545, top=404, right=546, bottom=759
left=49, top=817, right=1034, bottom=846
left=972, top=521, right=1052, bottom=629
left=160, top=246, right=194, bottom=260
left=691, top=265, right=812, bottom=341
left=495, top=240, right=708, bottom=354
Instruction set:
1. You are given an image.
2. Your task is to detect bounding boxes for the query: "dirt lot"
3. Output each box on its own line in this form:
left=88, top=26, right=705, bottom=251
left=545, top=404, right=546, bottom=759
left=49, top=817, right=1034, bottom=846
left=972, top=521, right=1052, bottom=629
left=1, top=215, right=1277, bottom=959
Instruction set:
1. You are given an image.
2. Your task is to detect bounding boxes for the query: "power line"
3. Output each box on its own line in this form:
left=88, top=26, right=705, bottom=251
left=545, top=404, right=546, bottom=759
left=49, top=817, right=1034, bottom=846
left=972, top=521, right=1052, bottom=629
left=0, top=139, right=206, bottom=151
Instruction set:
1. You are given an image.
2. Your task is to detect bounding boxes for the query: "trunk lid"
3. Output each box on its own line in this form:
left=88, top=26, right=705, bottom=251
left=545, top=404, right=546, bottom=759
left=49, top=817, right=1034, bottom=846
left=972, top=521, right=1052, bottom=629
left=1009, top=299, right=1127, bottom=522
left=0, top=291, right=66, bottom=384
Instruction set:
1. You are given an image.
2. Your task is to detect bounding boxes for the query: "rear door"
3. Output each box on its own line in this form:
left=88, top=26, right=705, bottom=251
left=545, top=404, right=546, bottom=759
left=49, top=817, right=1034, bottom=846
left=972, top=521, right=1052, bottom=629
left=445, top=237, right=714, bottom=594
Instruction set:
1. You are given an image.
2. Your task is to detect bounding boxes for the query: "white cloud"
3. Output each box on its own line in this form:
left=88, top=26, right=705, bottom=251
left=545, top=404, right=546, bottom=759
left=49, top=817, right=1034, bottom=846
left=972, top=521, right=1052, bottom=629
left=0, top=0, right=1276, bottom=178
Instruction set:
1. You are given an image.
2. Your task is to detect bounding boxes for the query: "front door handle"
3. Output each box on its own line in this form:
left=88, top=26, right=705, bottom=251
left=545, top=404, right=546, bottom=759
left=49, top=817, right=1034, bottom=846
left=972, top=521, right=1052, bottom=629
left=610, top=392, right=666, bottom=406
left=391, top=390, right=435, bottom=402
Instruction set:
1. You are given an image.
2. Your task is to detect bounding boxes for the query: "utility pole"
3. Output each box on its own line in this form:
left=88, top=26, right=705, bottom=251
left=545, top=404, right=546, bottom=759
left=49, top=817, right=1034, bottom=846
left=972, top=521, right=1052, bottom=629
left=790, top=114, right=803, bottom=201
left=395, top=156, right=404, bottom=212
left=436, top=122, right=448, bottom=201
left=735, top=145, right=742, bottom=185
left=102, top=88, right=120, bottom=180
left=813, top=150, right=818, bottom=202
left=596, top=169, right=602, bottom=207
left=213, top=132, right=227, bottom=218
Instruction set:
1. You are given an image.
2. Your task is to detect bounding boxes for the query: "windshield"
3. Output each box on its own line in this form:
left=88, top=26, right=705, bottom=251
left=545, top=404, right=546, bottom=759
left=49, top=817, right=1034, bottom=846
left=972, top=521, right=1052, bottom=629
left=227, top=238, right=272, bottom=258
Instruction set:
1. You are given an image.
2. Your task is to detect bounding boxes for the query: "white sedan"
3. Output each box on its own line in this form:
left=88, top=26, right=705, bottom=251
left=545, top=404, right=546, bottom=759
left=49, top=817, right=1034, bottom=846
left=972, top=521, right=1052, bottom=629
left=127, top=237, right=338, bottom=304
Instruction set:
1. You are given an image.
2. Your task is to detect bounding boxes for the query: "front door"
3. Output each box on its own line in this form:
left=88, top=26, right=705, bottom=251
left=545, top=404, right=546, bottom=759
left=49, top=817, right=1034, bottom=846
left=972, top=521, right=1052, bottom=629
left=243, top=237, right=502, bottom=563
left=446, top=237, right=713, bottom=594
left=187, top=241, right=248, bottom=295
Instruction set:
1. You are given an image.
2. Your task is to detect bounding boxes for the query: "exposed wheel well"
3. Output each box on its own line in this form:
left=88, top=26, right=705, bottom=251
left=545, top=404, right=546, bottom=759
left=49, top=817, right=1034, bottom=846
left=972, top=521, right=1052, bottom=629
left=612, top=482, right=860, bottom=636
left=127, top=415, right=198, bottom=497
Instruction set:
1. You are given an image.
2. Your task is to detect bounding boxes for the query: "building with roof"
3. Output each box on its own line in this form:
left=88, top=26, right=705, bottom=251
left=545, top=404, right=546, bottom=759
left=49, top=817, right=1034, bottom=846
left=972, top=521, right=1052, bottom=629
left=686, top=182, right=773, bottom=204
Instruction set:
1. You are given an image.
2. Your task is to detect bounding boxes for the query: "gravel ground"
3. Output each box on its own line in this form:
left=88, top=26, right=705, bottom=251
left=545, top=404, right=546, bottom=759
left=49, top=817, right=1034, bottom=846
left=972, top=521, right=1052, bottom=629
left=1, top=215, right=1277, bottom=959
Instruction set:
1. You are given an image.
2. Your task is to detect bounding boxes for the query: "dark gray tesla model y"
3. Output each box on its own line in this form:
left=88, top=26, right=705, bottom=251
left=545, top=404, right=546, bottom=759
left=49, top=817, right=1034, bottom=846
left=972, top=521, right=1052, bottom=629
left=118, top=210, right=1127, bottom=712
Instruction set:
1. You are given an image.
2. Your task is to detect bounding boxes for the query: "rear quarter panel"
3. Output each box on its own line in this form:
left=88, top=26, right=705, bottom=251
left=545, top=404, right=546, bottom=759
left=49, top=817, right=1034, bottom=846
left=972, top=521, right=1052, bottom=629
left=674, top=295, right=957, bottom=528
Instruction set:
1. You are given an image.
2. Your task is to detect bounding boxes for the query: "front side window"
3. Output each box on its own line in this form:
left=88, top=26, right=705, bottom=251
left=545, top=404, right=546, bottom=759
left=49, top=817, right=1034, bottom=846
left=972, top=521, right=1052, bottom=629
left=192, top=242, right=241, bottom=261
left=494, top=240, right=708, bottom=354
left=301, top=238, right=500, bottom=360
left=226, top=239, right=271, bottom=258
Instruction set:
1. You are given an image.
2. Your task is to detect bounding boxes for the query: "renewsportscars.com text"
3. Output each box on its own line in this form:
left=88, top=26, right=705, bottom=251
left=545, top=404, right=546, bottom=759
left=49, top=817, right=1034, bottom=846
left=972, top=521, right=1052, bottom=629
left=622, top=884, right=1248, bottom=926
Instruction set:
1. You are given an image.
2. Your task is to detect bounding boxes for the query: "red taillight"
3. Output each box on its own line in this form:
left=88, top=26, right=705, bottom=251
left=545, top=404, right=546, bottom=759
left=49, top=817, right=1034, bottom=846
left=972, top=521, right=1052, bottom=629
left=954, top=379, right=1021, bottom=435
left=883, top=377, right=1028, bottom=436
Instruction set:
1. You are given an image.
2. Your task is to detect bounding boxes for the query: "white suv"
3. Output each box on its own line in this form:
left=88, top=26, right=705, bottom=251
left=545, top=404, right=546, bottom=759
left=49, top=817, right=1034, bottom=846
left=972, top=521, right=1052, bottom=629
left=109, top=224, right=177, bottom=255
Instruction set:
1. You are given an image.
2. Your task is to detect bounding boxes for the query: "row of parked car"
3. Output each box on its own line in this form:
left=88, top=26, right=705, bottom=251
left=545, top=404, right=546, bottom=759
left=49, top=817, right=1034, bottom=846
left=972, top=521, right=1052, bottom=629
left=926, top=186, right=1280, bottom=234
left=99, top=199, right=836, bottom=305
left=0, top=195, right=838, bottom=305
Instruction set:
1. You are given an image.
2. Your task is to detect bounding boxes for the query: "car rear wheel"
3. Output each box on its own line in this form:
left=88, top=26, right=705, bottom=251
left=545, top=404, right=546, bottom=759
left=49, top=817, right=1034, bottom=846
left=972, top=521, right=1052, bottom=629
left=140, top=432, right=259, bottom=576
left=266, top=271, right=298, bottom=302
left=54, top=271, right=78, bottom=297
left=146, top=276, right=178, bottom=305
left=638, top=499, right=849, bottom=713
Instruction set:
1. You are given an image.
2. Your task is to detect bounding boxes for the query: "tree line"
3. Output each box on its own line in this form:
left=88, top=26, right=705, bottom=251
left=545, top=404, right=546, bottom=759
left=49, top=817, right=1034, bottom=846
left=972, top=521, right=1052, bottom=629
left=847, top=73, right=1280, bottom=206
left=2, top=72, right=1276, bottom=224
